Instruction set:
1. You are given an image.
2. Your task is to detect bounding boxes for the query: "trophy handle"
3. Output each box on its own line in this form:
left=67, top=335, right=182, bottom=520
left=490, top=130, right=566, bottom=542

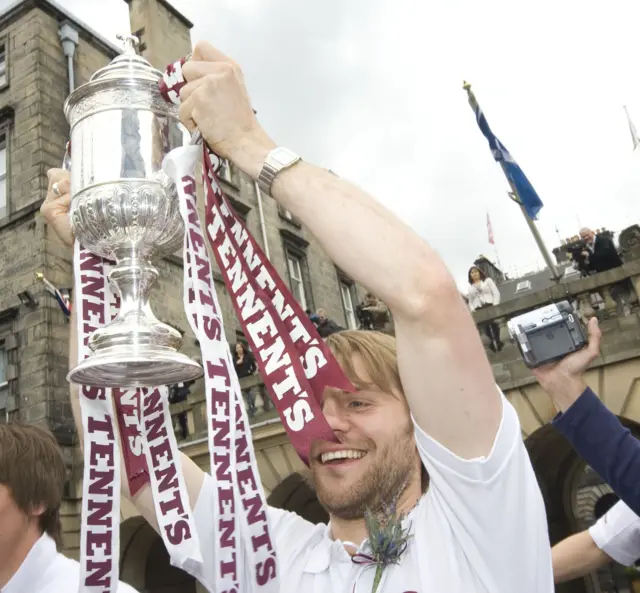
left=62, top=140, right=72, bottom=172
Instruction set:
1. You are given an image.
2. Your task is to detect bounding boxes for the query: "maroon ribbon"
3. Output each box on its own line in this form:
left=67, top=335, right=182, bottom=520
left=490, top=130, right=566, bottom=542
left=157, top=56, right=356, bottom=468
left=200, top=146, right=353, bottom=463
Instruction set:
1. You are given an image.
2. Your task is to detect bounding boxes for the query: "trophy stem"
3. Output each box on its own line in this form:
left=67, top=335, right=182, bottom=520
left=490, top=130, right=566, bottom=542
left=68, top=251, right=203, bottom=388
left=88, top=253, right=180, bottom=353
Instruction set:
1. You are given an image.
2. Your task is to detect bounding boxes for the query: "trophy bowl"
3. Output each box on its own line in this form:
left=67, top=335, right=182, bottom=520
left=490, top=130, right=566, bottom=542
left=65, top=35, right=202, bottom=387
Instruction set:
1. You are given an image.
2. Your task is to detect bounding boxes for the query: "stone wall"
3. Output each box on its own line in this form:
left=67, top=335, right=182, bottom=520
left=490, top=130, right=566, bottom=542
left=125, top=0, right=192, bottom=70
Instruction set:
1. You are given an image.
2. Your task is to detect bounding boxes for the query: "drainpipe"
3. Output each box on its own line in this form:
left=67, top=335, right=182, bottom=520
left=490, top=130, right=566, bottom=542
left=254, top=181, right=271, bottom=261
left=58, top=22, right=79, bottom=94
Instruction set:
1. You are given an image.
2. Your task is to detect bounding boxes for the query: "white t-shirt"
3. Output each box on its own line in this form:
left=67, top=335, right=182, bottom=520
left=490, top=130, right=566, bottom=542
left=192, top=395, right=553, bottom=593
left=3, top=533, right=138, bottom=593
left=589, top=500, right=640, bottom=566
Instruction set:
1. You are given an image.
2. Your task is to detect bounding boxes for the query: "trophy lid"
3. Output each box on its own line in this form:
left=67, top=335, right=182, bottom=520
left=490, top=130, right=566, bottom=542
left=91, top=34, right=162, bottom=84
left=64, top=33, right=174, bottom=126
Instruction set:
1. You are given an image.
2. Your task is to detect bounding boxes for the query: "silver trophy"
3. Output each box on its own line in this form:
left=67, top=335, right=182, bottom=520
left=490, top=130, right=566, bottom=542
left=65, top=34, right=202, bottom=387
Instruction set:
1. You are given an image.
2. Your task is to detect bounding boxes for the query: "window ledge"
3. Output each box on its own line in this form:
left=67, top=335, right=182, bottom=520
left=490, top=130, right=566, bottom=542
left=0, top=200, right=41, bottom=232
left=280, top=227, right=309, bottom=249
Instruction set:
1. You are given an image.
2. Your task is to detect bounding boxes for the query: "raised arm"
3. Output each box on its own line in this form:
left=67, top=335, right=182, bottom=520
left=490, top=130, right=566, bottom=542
left=180, top=43, right=501, bottom=458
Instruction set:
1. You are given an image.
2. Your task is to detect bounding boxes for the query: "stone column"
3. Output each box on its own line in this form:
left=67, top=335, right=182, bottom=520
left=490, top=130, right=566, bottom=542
left=631, top=274, right=640, bottom=307
left=577, top=293, right=596, bottom=320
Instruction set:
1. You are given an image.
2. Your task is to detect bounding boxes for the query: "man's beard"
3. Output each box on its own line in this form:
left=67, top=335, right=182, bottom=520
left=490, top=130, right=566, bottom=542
left=311, top=431, right=417, bottom=521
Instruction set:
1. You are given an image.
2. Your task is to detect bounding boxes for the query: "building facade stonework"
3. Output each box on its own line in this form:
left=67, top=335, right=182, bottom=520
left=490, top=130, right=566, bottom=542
left=0, top=0, right=365, bottom=568
left=6, top=2, right=640, bottom=593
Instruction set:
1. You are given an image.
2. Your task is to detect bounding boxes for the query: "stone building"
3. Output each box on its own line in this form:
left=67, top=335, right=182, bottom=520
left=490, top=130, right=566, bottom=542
left=0, top=0, right=364, bottom=587
left=4, top=1, right=640, bottom=592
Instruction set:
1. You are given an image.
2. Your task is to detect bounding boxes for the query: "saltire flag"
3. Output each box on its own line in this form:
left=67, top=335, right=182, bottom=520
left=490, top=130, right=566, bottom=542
left=487, top=212, right=495, bottom=245
left=623, top=105, right=640, bottom=151
left=36, top=272, right=71, bottom=318
left=463, top=82, right=544, bottom=221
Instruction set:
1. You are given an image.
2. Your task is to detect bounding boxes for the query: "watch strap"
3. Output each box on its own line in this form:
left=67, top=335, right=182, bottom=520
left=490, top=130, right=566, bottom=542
left=257, top=148, right=301, bottom=195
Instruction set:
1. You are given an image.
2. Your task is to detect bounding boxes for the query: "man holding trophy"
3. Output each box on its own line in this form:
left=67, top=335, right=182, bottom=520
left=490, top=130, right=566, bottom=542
left=42, top=39, right=553, bottom=593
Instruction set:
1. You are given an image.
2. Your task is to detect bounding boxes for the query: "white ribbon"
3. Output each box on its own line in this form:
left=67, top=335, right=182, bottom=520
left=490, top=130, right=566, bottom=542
left=74, top=238, right=202, bottom=590
left=164, top=145, right=278, bottom=593
left=75, top=244, right=121, bottom=593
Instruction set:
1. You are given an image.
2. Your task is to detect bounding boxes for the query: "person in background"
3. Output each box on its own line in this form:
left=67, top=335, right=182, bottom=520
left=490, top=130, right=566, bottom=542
left=0, top=423, right=137, bottom=593
left=467, top=266, right=504, bottom=352
left=169, top=379, right=195, bottom=439
left=314, top=308, right=344, bottom=338
left=533, top=317, right=640, bottom=517
left=356, top=292, right=391, bottom=332
left=577, top=227, right=632, bottom=316
left=233, top=341, right=259, bottom=417
left=552, top=498, right=640, bottom=583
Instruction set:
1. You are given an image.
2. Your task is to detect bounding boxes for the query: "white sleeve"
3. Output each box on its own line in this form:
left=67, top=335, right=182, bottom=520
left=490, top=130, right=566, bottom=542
left=589, top=501, right=640, bottom=566
left=467, top=287, right=477, bottom=311
left=414, top=392, right=552, bottom=591
left=488, top=278, right=500, bottom=305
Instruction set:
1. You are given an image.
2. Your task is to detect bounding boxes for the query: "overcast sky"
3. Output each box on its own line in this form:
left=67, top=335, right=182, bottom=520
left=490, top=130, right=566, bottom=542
left=21, top=0, right=640, bottom=287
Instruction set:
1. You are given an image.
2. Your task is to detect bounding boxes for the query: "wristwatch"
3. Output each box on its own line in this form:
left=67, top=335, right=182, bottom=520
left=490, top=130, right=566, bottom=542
left=257, top=147, right=301, bottom=195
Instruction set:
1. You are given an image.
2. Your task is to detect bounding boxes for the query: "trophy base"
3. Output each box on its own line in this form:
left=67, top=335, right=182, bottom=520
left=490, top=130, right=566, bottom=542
left=68, top=347, right=203, bottom=388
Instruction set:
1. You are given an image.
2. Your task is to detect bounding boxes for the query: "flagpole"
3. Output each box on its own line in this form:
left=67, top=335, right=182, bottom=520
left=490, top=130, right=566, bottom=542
left=463, top=81, right=561, bottom=282
left=493, top=244, right=503, bottom=275
left=486, top=212, right=503, bottom=272
left=501, top=167, right=562, bottom=281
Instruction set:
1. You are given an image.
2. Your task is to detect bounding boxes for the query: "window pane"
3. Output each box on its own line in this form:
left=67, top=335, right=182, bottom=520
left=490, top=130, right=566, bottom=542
left=0, top=387, right=7, bottom=421
left=341, top=283, right=357, bottom=329
left=0, top=146, right=7, bottom=177
left=0, top=49, right=6, bottom=87
left=0, top=177, right=6, bottom=211
left=219, top=158, right=231, bottom=182
left=287, top=255, right=307, bottom=309
left=0, top=348, right=6, bottom=383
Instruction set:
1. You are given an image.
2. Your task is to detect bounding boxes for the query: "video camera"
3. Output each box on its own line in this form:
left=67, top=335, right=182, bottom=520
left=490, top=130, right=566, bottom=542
left=507, top=301, right=587, bottom=368
left=566, top=240, right=590, bottom=276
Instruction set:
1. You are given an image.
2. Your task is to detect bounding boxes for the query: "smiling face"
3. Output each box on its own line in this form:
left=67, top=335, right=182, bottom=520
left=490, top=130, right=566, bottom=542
left=311, top=332, right=421, bottom=520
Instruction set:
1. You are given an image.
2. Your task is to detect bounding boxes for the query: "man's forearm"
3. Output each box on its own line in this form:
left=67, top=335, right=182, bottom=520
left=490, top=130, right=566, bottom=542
left=552, top=530, right=610, bottom=583
left=235, top=142, right=454, bottom=320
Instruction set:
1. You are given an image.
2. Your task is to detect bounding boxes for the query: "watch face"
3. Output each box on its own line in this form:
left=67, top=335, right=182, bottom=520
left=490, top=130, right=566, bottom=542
left=271, top=147, right=299, bottom=167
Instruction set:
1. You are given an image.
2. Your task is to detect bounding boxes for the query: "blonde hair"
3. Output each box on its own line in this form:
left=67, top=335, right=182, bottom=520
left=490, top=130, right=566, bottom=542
left=325, top=330, right=401, bottom=394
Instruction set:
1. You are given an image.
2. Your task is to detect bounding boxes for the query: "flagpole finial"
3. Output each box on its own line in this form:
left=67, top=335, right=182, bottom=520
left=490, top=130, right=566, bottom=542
left=35, top=272, right=43, bottom=281
left=463, top=80, right=472, bottom=92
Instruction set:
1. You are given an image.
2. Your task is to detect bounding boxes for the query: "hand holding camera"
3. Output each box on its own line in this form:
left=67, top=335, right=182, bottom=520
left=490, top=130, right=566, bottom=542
left=507, top=301, right=588, bottom=368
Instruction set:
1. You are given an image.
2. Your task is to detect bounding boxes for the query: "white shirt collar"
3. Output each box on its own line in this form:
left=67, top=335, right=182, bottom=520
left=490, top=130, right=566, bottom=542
left=302, top=523, right=356, bottom=574
left=302, top=500, right=422, bottom=574
left=3, top=533, right=56, bottom=593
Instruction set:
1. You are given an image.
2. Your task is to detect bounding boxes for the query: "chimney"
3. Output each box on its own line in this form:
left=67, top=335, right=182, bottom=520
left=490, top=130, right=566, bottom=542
left=124, top=0, right=193, bottom=70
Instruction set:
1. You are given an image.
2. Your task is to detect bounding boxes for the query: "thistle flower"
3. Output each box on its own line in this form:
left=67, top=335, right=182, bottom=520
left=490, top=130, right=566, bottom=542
left=354, top=502, right=412, bottom=593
